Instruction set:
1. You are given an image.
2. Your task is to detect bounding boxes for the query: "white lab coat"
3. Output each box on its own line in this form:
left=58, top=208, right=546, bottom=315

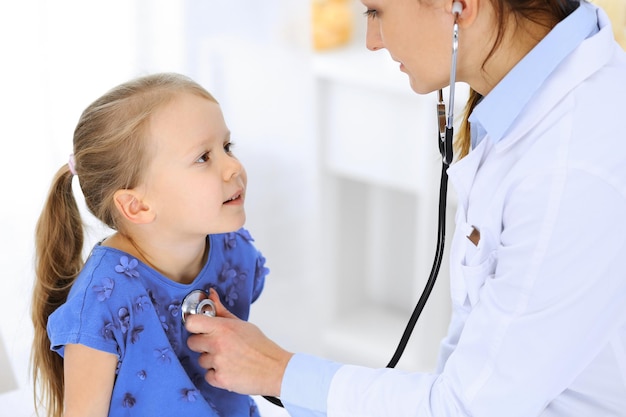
left=326, top=6, right=626, bottom=417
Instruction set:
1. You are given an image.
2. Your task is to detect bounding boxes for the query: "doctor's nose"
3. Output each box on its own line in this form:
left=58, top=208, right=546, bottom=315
left=365, top=18, right=384, bottom=51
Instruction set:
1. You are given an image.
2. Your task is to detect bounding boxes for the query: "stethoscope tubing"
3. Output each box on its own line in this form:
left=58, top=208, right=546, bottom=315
left=386, top=162, right=449, bottom=368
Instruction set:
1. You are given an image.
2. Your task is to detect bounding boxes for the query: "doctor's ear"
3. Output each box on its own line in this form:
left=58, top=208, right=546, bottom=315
left=113, top=189, right=155, bottom=224
left=451, top=0, right=477, bottom=27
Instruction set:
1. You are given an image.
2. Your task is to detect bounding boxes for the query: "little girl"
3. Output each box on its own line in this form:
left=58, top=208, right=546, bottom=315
left=31, top=72, right=269, bottom=417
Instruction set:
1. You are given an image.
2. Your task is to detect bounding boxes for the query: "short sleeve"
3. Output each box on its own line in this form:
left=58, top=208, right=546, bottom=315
left=47, top=275, right=120, bottom=358
left=252, top=251, right=268, bottom=302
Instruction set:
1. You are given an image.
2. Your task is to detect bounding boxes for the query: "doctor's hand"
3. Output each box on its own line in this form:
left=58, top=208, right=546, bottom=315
left=185, top=289, right=293, bottom=397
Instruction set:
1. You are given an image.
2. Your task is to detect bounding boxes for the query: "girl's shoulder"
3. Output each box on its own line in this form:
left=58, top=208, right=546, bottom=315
left=71, top=244, right=147, bottom=296
left=207, top=228, right=266, bottom=262
left=212, top=227, right=257, bottom=252
left=208, top=228, right=268, bottom=270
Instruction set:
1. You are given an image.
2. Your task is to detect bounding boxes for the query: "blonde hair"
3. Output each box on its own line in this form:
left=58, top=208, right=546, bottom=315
left=454, top=0, right=580, bottom=158
left=31, top=72, right=217, bottom=417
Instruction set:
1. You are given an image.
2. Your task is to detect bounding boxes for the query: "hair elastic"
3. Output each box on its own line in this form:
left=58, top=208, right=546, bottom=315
left=68, top=154, right=77, bottom=176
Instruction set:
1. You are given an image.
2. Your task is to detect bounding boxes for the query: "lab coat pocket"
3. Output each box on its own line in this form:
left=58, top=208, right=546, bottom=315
left=459, top=228, right=497, bottom=306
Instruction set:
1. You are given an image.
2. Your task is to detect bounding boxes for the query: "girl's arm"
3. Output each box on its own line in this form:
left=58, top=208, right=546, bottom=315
left=63, top=343, right=118, bottom=417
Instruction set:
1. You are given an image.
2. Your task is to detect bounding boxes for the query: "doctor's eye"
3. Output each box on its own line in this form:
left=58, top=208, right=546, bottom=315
left=363, top=9, right=378, bottom=18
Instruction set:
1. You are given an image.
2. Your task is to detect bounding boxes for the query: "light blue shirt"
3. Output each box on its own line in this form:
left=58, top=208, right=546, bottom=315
left=281, top=2, right=605, bottom=416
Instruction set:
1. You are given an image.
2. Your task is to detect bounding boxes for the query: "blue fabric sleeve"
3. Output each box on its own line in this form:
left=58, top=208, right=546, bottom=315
left=280, top=353, right=342, bottom=417
left=47, top=275, right=120, bottom=358
left=251, top=251, right=268, bottom=303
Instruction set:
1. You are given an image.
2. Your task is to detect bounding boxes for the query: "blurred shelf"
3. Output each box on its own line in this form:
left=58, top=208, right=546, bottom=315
left=313, top=45, right=424, bottom=96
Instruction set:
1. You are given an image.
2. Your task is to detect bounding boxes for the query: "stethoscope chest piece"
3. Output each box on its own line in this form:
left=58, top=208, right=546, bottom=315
left=181, top=289, right=216, bottom=323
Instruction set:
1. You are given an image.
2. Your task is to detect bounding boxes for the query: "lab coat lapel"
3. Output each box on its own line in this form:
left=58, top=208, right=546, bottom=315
left=447, top=139, right=489, bottom=217
left=446, top=140, right=489, bottom=308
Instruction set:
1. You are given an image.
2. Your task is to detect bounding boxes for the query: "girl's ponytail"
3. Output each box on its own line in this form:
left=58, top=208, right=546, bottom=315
left=31, top=164, right=84, bottom=417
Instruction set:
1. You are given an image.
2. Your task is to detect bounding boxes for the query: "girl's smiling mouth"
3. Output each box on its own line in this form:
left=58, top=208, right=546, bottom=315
left=223, top=190, right=243, bottom=204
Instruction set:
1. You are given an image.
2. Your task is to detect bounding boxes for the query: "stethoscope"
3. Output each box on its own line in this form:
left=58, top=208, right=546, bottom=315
left=181, top=290, right=216, bottom=324
left=182, top=2, right=463, bottom=407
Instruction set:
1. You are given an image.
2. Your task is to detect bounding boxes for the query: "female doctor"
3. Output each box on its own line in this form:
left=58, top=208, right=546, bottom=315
left=186, top=0, right=626, bottom=415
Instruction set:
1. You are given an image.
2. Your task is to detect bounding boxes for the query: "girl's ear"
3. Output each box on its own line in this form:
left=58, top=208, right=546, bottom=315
left=113, top=189, right=155, bottom=224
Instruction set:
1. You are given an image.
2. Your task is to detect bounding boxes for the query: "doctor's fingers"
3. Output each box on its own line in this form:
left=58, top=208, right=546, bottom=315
left=184, top=291, right=238, bottom=336
left=186, top=314, right=253, bottom=358
left=199, top=353, right=234, bottom=392
left=185, top=316, right=234, bottom=354
left=199, top=352, right=251, bottom=394
left=188, top=324, right=273, bottom=395
left=199, top=337, right=292, bottom=397
left=187, top=325, right=212, bottom=353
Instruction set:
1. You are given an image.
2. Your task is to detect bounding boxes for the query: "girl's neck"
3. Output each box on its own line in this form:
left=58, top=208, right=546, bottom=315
left=102, top=232, right=209, bottom=284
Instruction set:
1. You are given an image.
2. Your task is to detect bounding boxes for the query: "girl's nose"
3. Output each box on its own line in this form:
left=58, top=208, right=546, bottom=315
left=223, top=155, right=243, bottom=181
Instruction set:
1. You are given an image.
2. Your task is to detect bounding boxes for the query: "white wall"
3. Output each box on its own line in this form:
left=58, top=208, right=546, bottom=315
left=0, top=1, right=139, bottom=413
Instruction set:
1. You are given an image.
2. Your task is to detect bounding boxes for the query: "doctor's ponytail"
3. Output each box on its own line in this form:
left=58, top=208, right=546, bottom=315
left=455, top=89, right=482, bottom=159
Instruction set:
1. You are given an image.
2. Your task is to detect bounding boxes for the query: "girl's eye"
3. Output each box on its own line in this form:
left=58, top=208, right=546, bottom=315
left=196, top=152, right=210, bottom=163
left=196, top=142, right=235, bottom=163
left=363, top=9, right=377, bottom=18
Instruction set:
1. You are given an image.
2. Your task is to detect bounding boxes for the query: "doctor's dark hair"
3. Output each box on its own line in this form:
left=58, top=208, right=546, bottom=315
left=31, top=72, right=217, bottom=417
left=455, top=0, right=581, bottom=158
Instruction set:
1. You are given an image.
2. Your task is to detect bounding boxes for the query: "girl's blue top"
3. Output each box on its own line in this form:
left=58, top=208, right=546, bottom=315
left=48, top=228, right=268, bottom=417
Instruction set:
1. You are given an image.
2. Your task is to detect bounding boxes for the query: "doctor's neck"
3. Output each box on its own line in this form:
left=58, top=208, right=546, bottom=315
left=459, top=2, right=561, bottom=96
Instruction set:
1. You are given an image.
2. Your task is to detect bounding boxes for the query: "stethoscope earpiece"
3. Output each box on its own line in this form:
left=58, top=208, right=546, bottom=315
left=452, top=1, right=463, bottom=17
